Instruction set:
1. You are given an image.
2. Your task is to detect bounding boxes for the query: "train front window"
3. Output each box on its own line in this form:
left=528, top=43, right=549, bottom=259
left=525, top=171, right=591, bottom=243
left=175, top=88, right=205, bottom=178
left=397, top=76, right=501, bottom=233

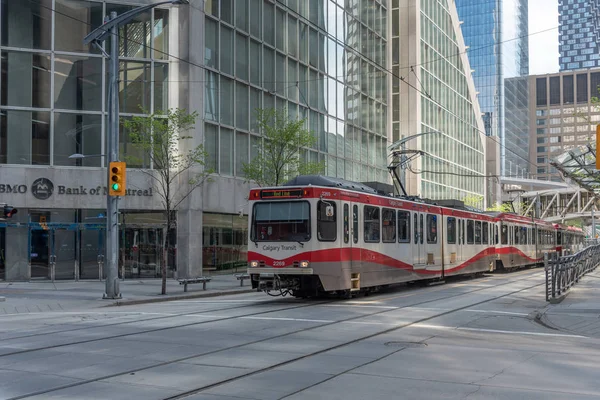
left=252, top=201, right=310, bottom=242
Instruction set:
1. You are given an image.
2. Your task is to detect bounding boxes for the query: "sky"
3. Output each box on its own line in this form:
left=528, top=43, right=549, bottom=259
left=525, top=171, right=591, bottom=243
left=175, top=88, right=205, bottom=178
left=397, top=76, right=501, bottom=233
left=528, top=0, right=559, bottom=75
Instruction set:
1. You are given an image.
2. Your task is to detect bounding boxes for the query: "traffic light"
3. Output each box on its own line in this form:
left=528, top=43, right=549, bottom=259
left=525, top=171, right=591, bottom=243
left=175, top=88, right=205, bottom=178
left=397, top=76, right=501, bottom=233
left=3, top=205, right=17, bottom=219
left=108, top=161, right=126, bottom=196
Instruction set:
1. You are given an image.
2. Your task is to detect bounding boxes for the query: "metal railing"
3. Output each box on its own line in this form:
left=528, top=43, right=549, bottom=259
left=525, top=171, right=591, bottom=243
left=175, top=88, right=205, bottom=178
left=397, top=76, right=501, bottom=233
left=545, top=244, right=600, bottom=301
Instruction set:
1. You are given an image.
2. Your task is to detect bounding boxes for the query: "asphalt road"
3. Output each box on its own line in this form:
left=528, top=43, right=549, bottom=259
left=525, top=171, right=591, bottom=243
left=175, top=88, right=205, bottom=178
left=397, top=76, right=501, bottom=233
left=0, top=269, right=598, bottom=400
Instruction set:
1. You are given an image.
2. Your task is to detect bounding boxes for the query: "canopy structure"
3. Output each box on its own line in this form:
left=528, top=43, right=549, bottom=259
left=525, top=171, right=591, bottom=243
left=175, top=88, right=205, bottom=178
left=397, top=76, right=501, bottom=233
left=551, top=144, right=600, bottom=196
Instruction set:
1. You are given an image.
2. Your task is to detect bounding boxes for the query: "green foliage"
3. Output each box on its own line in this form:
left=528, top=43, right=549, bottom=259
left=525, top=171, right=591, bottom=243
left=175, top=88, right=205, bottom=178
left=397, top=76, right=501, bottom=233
left=462, top=195, right=484, bottom=210
left=487, top=202, right=514, bottom=212
left=122, top=108, right=212, bottom=294
left=242, top=108, right=325, bottom=187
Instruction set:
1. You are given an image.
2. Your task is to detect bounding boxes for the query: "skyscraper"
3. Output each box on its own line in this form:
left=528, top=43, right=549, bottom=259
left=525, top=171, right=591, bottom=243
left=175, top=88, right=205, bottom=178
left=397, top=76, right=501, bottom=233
left=559, top=0, right=600, bottom=71
left=455, top=0, right=529, bottom=176
left=393, top=0, right=488, bottom=208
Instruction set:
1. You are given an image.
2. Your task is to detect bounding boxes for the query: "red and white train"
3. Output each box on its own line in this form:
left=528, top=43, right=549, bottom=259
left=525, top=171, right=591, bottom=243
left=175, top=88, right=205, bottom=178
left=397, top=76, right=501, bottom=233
left=247, top=176, right=584, bottom=297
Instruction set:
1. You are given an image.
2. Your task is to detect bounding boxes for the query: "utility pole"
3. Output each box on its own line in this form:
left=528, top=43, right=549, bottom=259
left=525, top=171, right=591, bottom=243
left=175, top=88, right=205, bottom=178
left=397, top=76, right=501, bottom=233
left=592, top=205, right=596, bottom=243
left=104, top=11, right=120, bottom=299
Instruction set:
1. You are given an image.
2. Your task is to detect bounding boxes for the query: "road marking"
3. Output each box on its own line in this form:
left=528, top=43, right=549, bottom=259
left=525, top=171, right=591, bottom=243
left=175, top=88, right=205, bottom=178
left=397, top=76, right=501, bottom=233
left=240, top=316, right=334, bottom=323
left=412, top=323, right=587, bottom=338
left=456, top=327, right=587, bottom=338
left=170, top=300, right=266, bottom=304
left=464, top=309, right=529, bottom=316
left=323, top=304, right=399, bottom=309
left=343, top=321, right=390, bottom=325
left=0, top=311, right=175, bottom=317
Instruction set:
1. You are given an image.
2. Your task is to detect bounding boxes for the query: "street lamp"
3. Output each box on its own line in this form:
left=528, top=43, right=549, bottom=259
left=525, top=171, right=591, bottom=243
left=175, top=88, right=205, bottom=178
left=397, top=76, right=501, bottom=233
left=68, top=153, right=105, bottom=159
left=83, top=0, right=189, bottom=300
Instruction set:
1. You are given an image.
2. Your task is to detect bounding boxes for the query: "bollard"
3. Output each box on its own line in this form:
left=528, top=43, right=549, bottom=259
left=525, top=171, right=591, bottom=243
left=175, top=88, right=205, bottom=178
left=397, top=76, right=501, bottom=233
left=49, top=255, right=56, bottom=282
left=97, top=254, right=104, bottom=281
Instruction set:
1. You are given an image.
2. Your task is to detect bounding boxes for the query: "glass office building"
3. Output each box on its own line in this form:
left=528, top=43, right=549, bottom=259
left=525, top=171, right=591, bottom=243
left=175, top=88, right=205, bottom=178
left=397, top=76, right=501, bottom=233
left=455, top=0, right=529, bottom=176
left=204, top=0, right=389, bottom=185
left=0, top=0, right=390, bottom=281
left=559, top=0, right=600, bottom=71
left=393, top=0, right=487, bottom=207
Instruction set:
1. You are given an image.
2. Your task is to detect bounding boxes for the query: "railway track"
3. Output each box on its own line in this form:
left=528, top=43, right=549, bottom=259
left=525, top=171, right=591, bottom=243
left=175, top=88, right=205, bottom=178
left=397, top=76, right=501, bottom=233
left=5, top=269, right=549, bottom=400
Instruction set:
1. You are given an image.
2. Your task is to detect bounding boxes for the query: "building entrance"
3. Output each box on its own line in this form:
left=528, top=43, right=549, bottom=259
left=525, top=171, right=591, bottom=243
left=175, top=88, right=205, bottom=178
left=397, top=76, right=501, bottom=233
left=30, top=226, right=77, bottom=280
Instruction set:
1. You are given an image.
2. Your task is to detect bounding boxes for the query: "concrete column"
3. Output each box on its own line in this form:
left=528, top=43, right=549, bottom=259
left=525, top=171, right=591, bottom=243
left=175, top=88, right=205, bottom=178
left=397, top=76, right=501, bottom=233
left=5, top=227, right=29, bottom=281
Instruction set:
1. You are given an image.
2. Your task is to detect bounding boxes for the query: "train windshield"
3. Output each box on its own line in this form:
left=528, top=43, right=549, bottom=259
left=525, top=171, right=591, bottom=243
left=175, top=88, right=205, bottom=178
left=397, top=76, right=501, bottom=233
left=251, top=201, right=311, bottom=242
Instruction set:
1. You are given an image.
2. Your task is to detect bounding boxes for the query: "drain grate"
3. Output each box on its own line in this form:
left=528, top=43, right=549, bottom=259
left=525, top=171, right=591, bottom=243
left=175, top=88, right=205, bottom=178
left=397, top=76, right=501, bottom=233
left=384, top=341, right=428, bottom=348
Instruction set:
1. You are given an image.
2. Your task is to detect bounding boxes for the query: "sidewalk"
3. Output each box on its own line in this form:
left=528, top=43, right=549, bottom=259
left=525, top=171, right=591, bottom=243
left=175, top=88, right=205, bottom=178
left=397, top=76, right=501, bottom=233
left=541, top=268, right=600, bottom=338
left=0, top=274, right=254, bottom=314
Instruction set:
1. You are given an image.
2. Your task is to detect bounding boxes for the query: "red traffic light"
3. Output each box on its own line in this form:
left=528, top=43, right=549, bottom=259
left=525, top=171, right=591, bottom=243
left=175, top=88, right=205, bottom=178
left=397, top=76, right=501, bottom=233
left=3, top=206, right=17, bottom=218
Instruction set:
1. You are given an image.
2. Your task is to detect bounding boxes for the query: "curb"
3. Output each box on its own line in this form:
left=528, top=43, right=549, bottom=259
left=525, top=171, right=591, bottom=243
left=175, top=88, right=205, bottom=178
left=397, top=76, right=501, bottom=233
left=0, top=296, right=4, bottom=302
left=548, top=292, right=569, bottom=304
left=104, top=288, right=255, bottom=307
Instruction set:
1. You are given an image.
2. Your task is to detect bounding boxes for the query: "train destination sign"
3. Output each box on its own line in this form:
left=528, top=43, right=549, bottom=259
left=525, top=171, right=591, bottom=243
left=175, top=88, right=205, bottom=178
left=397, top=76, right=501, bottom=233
left=260, top=189, right=303, bottom=199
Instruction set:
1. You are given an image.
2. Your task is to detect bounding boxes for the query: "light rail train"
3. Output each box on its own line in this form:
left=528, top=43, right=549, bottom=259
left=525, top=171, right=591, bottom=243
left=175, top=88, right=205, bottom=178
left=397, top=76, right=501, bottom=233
left=247, top=176, right=584, bottom=298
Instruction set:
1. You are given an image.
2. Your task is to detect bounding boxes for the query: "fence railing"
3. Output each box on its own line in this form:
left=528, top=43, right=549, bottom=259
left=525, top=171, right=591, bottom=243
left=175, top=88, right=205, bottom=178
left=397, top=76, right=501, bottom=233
left=545, top=244, right=600, bottom=301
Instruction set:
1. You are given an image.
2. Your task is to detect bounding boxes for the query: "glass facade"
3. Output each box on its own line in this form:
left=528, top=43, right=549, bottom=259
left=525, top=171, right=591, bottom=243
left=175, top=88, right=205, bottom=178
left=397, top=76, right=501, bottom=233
left=0, top=0, right=169, bottom=167
left=455, top=0, right=529, bottom=176
left=504, top=77, right=529, bottom=177
left=559, top=0, right=600, bottom=71
left=393, top=0, right=486, bottom=205
left=204, top=0, right=389, bottom=184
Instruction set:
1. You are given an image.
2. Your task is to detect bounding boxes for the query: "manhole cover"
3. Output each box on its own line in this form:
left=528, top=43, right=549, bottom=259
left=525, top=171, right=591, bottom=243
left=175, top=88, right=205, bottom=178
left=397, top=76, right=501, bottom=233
left=384, top=341, right=427, bottom=348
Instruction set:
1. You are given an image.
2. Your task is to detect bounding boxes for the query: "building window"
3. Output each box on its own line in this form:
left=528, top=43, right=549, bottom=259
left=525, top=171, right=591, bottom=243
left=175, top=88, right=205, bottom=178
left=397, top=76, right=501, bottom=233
left=549, top=76, right=560, bottom=105
left=563, top=75, right=574, bottom=104
left=0, top=110, right=50, bottom=165
left=577, top=73, right=588, bottom=103
left=536, top=78, right=547, bottom=106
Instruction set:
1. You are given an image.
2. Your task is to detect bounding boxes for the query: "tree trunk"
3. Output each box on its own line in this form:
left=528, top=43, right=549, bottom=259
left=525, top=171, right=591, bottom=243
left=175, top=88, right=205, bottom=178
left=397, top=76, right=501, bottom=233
left=161, top=211, right=169, bottom=295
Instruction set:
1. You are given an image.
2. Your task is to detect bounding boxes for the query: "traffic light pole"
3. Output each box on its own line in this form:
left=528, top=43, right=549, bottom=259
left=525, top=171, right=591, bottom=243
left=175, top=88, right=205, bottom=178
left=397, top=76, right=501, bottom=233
left=104, top=11, right=121, bottom=299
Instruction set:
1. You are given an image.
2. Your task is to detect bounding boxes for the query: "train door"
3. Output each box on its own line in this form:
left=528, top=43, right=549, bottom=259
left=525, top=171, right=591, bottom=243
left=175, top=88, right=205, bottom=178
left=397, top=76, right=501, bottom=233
left=412, top=212, right=425, bottom=266
left=445, top=216, right=459, bottom=269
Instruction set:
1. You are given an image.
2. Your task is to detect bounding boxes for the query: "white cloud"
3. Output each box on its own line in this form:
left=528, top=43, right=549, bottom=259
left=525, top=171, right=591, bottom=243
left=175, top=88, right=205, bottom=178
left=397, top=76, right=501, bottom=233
left=528, top=0, right=559, bottom=75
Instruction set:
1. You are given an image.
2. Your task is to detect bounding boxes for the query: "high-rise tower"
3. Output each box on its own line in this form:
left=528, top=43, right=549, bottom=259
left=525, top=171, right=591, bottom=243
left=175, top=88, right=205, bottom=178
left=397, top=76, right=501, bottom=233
left=455, top=0, right=530, bottom=176
left=559, top=0, right=600, bottom=71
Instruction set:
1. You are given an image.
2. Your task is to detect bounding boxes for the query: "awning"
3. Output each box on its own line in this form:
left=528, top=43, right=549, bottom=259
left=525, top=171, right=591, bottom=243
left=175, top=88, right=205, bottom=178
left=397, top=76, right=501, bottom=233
left=551, top=144, right=600, bottom=196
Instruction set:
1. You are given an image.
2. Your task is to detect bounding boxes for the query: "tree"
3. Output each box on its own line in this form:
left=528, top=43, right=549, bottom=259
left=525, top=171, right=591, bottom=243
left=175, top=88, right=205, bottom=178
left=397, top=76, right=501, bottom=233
left=123, top=109, right=212, bottom=295
left=242, top=108, right=324, bottom=187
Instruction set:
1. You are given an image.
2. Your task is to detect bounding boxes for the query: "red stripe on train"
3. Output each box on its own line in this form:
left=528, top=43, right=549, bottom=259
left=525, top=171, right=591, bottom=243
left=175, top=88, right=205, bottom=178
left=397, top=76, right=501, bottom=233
left=248, top=246, right=542, bottom=275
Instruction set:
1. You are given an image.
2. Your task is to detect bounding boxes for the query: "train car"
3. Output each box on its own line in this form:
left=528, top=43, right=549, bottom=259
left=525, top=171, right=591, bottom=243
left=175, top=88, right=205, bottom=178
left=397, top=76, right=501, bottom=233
left=554, top=224, right=585, bottom=256
left=247, top=176, right=497, bottom=298
left=492, top=213, right=536, bottom=271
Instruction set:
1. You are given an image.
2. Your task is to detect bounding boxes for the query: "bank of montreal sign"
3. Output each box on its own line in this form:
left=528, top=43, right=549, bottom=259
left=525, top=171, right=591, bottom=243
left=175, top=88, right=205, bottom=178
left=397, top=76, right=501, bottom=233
left=0, top=178, right=153, bottom=200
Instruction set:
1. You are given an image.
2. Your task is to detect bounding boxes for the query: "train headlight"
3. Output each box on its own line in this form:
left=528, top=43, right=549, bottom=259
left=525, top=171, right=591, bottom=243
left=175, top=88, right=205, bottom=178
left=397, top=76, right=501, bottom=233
left=300, top=260, right=309, bottom=268
left=250, top=260, right=258, bottom=268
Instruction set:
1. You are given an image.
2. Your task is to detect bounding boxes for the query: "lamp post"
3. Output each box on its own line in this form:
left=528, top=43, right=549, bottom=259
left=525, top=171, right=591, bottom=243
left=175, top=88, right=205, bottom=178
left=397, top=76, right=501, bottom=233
left=83, top=0, right=189, bottom=299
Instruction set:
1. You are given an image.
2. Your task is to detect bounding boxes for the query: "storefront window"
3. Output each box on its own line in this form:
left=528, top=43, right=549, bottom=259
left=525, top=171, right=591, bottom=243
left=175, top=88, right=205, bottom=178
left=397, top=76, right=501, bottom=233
left=203, top=213, right=248, bottom=275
